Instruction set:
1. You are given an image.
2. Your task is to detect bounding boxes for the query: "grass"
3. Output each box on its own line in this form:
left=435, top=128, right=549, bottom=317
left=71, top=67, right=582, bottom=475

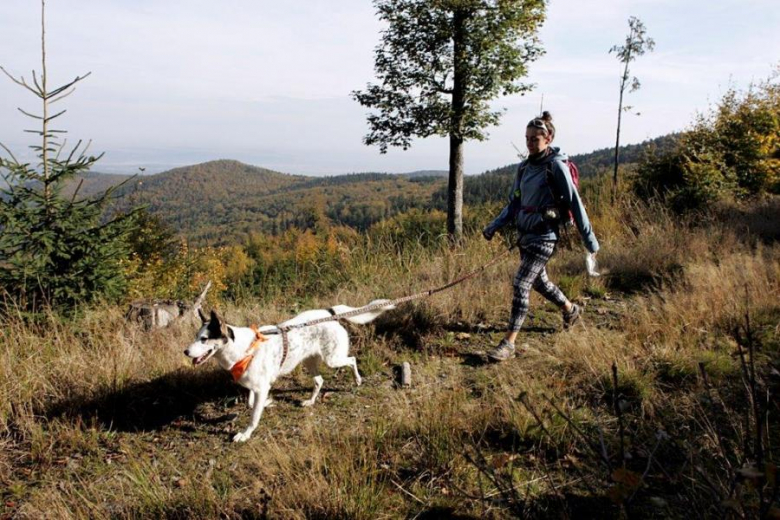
left=2, top=195, right=780, bottom=518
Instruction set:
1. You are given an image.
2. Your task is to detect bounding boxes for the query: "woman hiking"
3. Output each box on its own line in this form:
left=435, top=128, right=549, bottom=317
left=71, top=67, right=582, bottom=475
left=482, top=111, right=599, bottom=362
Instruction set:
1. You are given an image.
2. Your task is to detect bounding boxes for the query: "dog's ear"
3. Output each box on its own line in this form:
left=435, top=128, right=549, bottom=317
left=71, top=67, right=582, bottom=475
left=198, top=307, right=208, bottom=324
left=207, top=309, right=233, bottom=341
left=207, top=309, right=223, bottom=338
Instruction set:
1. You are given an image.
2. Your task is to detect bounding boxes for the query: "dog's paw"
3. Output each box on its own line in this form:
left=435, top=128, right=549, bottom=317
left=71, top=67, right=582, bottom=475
left=300, top=398, right=316, bottom=407
left=265, top=398, right=276, bottom=408
left=355, top=376, right=363, bottom=387
left=232, top=431, right=252, bottom=443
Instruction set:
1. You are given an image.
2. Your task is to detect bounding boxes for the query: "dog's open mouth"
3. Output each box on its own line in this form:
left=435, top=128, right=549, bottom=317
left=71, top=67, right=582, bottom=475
left=192, top=348, right=216, bottom=366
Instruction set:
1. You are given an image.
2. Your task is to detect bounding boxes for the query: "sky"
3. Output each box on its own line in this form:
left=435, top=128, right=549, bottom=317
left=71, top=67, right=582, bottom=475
left=0, top=0, right=778, bottom=176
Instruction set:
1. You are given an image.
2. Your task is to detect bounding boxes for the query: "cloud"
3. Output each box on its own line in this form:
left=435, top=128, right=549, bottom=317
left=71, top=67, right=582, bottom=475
left=1, top=0, right=778, bottom=176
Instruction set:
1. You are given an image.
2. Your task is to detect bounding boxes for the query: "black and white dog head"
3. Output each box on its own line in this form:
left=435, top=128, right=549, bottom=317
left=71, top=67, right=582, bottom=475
left=183, top=309, right=235, bottom=366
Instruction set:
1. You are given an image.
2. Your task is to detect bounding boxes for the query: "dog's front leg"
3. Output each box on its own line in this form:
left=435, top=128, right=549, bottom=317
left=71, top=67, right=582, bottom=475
left=233, top=382, right=269, bottom=443
left=248, top=390, right=273, bottom=409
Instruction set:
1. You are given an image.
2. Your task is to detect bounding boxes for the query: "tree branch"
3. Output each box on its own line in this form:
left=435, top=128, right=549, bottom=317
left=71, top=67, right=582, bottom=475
left=0, top=66, right=40, bottom=96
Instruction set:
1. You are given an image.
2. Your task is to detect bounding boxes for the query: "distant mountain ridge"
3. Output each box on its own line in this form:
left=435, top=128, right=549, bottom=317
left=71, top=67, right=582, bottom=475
left=99, top=159, right=445, bottom=244
left=67, top=135, right=679, bottom=245
left=403, top=170, right=448, bottom=179
left=429, top=133, right=681, bottom=208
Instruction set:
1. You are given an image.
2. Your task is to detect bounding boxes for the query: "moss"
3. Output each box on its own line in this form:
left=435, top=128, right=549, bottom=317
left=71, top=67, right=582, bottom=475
left=599, top=367, right=654, bottom=410
left=556, top=274, right=584, bottom=300
left=583, top=280, right=608, bottom=299
left=753, top=306, right=780, bottom=356
left=698, top=348, right=739, bottom=380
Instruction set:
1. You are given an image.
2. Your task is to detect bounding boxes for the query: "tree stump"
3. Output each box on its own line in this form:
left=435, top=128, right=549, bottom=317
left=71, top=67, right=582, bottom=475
left=125, top=281, right=211, bottom=331
left=399, top=362, right=412, bottom=388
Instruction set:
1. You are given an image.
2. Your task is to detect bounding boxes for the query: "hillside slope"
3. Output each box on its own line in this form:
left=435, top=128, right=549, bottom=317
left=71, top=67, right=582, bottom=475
left=432, top=133, right=680, bottom=208
left=66, top=134, right=678, bottom=244
left=101, top=161, right=445, bottom=244
left=3, top=197, right=778, bottom=519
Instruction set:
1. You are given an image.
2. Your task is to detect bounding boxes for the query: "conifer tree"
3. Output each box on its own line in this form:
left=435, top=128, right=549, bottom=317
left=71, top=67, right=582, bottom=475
left=0, top=0, right=140, bottom=312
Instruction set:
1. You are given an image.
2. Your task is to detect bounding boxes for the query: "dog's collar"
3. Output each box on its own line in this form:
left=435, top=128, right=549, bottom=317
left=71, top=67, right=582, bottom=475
left=230, top=325, right=268, bottom=382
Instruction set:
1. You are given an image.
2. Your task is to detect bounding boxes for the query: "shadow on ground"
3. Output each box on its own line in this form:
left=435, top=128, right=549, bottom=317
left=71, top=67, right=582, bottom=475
left=44, top=367, right=241, bottom=432
left=43, top=366, right=356, bottom=433
left=460, top=353, right=490, bottom=367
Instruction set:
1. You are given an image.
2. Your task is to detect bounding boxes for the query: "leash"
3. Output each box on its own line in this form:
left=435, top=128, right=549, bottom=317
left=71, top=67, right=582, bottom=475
left=263, top=245, right=516, bottom=365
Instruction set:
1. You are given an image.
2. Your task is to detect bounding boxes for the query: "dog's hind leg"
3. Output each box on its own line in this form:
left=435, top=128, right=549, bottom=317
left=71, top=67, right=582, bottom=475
left=233, top=381, right=270, bottom=443
left=325, top=355, right=362, bottom=387
left=301, top=356, right=324, bottom=407
left=324, top=328, right=362, bottom=386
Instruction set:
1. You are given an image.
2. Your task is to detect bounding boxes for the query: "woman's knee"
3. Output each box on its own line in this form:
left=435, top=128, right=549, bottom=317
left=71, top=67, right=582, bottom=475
left=512, top=281, right=530, bottom=297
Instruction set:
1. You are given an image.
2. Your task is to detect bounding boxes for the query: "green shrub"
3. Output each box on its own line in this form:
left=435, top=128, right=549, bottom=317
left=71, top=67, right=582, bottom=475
left=635, top=71, right=780, bottom=211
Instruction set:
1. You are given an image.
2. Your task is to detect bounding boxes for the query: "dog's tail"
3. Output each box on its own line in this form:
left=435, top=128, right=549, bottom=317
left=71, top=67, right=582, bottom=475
left=332, top=299, right=396, bottom=325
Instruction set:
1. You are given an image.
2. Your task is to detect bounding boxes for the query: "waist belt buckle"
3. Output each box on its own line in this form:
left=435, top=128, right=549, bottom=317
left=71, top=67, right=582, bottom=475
left=543, top=207, right=560, bottom=221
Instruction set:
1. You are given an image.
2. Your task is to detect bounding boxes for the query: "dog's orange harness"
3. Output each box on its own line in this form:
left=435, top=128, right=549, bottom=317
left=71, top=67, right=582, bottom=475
left=230, top=325, right=268, bottom=382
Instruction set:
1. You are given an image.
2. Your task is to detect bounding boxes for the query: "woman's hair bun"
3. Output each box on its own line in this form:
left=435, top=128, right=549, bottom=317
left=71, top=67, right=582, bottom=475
left=527, top=111, right=556, bottom=140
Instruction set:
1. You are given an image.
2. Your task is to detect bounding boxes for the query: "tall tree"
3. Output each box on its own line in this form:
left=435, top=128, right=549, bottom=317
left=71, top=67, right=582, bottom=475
left=0, top=0, right=139, bottom=312
left=353, top=0, right=546, bottom=241
left=610, top=16, right=654, bottom=194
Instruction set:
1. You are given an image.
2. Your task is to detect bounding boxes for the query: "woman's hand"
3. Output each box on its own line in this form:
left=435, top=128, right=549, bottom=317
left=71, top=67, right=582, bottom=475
left=482, top=226, right=495, bottom=241
left=585, top=251, right=600, bottom=277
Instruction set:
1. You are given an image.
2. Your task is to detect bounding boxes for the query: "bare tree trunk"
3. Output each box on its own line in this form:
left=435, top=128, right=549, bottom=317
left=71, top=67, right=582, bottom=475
left=40, top=0, right=50, bottom=205
left=447, top=9, right=466, bottom=243
left=447, top=134, right=464, bottom=241
left=612, top=54, right=631, bottom=199
left=612, top=82, right=624, bottom=194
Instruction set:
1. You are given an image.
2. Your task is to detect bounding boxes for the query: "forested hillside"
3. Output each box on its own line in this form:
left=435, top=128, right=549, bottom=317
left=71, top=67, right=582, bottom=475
left=432, top=133, right=680, bottom=207
left=68, top=135, right=677, bottom=244
left=4, top=25, right=778, bottom=515
left=100, top=160, right=446, bottom=244
left=61, top=170, right=134, bottom=199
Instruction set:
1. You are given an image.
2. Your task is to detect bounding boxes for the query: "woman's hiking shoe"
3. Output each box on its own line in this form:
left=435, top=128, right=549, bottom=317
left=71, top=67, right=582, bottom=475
left=563, top=304, right=581, bottom=329
left=487, top=339, right=516, bottom=362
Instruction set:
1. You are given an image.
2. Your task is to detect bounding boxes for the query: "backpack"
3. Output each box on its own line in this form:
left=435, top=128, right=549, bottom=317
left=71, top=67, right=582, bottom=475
left=516, top=158, right=581, bottom=225
left=556, top=159, right=580, bottom=224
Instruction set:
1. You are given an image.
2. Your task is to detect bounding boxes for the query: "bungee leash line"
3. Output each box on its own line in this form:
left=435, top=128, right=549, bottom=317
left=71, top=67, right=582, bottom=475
left=261, top=245, right=516, bottom=367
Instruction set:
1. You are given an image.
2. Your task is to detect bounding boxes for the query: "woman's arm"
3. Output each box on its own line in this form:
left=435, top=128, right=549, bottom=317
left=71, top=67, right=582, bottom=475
left=483, top=197, right=521, bottom=239
left=550, top=161, right=599, bottom=253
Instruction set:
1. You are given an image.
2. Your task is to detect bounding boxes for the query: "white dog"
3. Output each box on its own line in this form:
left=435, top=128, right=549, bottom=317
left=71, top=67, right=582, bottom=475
left=184, top=300, right=394, bottom=442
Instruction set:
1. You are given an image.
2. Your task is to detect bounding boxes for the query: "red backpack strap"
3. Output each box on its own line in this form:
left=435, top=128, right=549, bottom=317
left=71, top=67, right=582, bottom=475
left=567, top=160, right=580, bottom=190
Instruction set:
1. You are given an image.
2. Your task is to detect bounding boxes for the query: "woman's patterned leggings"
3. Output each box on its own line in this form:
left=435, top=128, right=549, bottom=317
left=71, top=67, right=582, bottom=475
left=508, top=241, right=568, bottom=332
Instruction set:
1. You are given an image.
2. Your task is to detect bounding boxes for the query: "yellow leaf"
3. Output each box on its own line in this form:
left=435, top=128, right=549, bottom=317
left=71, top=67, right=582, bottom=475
left=612, top=468, right=642, bottom=489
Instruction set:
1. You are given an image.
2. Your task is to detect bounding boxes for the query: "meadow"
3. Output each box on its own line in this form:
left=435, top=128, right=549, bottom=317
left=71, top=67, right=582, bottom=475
left=2, top=182, right=778, bottom=519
